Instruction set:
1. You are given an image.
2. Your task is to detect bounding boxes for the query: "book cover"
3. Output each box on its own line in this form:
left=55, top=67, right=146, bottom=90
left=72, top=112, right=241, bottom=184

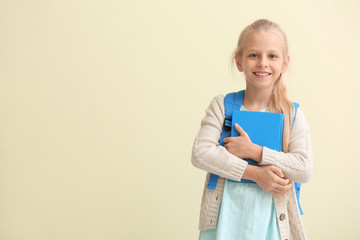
left=229, top=110, right=284, bottom=182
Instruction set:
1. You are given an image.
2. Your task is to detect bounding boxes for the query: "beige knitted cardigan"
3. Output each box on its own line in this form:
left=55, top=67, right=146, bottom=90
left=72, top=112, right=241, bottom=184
left=191, top=95, right=313, bottom=240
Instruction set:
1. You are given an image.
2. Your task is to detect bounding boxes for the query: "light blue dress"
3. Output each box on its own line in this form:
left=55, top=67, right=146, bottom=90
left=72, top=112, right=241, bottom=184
left=199, top=105, right=281, bottom=240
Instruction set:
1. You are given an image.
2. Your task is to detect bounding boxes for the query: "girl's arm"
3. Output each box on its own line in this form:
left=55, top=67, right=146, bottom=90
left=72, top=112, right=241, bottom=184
left=259, top=108, right=313, bottom=183
left=243, top=164, right=293, bottom=195
left=191, top=95, right=248, bottom=181
left=192, top=95, right=294, bottom=194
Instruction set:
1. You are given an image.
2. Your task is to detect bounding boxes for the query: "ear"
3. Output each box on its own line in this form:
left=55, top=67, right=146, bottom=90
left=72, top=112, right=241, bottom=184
left=281, top=55, right=290, bottom=74
left=235, top=55, right=243, bottom=72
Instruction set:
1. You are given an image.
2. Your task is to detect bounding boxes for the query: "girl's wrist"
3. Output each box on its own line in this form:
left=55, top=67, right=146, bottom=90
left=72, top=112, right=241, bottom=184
left=243, top=165, right=259, bottom=182
left=250, top=143, right=263, bottom=163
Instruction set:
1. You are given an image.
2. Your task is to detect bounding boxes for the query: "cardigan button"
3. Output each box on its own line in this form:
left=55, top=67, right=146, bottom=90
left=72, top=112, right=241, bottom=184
left=279, top=214, right=286, bottom=221
left=216, top=195, right=218, bottom=201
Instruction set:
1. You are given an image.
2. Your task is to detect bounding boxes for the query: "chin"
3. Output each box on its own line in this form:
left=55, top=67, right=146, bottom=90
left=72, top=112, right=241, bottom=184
left=247, top=81, right=275, bottom=90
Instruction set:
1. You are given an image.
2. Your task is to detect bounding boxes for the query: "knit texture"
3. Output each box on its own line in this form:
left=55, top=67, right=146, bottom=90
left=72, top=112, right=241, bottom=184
left=191, top=95, right=313, bottom=240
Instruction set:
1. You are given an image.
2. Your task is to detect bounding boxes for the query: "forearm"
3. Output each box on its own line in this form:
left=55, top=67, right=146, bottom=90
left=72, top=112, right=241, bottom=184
left=259, top=109, right=313, bottom=183
left=245, top=165, right=293, bottom=195
left=248, top=143, right=312, bottom=183
left=241, top=165, right=259, bottom=182
left=260, top=146, right=312, bottom=183
left=191, top=95, right=249, bottom=181
left=249, top=143, right=263, bottom=163
left=191, top=136, right=248, bottom=181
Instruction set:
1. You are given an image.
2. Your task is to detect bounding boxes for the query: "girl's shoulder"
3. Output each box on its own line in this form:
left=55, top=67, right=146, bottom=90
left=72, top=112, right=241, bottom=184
left=292, top=107, right=311, bottom=132
left=204, top=94, right=226, bottom=118
left=207, top=94, right=225, bottom=107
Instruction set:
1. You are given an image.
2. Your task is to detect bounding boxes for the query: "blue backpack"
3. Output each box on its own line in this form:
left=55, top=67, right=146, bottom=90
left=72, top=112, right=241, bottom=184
left=207, top=90, right=303, bottom=215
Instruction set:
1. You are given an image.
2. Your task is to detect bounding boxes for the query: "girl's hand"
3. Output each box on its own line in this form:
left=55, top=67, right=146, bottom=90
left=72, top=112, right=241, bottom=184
left=255, top=165, right=293, bottom=195
left=223, top=123, right=263, bottom=162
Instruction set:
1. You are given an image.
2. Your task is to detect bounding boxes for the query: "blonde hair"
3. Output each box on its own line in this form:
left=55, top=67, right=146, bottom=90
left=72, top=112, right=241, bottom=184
left=229, top=19, right=295, bottom=152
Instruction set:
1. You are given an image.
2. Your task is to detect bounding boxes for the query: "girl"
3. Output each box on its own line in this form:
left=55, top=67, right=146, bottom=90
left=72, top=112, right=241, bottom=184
left=191, top=19, right=313, bottom=240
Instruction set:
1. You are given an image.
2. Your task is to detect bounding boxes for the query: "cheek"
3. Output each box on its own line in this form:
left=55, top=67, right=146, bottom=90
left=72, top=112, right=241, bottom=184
left=282, top=65, right=288, bottom=73
left=242, top=63, right=253, bottom=72
left=280, top=61, right=288, bottom=72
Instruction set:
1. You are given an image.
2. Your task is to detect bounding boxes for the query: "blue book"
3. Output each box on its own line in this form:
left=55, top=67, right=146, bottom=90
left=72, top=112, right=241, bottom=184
left=229, top=110, right=284, bottom=183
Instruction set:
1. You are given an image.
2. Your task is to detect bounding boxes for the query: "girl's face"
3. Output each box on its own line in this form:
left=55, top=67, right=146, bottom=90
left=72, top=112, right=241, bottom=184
left=236, top=31, right=290, bottom=91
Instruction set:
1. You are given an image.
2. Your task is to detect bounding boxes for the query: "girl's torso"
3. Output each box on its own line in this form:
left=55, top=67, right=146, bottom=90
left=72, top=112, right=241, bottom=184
left=199, top=105, right=281, bottom=240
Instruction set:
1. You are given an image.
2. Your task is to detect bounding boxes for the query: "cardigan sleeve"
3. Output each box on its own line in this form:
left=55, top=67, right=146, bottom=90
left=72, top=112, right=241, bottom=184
left=259, top=108, right=313, bottom=183
left=191, top=95, right=248, bottom=181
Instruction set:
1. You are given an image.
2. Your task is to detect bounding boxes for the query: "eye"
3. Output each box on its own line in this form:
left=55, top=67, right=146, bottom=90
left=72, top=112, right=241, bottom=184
left=249, top=53, right=257, bottom=58
left=269, top=54, right=277, bottom=59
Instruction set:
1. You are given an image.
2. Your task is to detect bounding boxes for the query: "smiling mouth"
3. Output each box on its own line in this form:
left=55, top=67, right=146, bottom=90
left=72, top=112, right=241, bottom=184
left=253, top=72, right=271, bottom=77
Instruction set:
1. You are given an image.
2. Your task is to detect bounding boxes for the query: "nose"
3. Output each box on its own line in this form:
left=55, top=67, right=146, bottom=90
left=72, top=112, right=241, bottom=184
left=258, top=56, right=269, bottom=68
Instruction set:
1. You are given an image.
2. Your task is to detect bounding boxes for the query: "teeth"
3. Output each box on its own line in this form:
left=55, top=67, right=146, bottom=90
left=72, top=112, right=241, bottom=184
left=255, top=72, right=270, bottom=76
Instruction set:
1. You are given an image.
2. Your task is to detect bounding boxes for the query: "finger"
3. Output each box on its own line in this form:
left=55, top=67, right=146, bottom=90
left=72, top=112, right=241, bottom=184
left=234, top=123, right=249, bottom=138
left=272, top=186, right=290, bottom=195
left=276, top=182, right=293, bottom=194
left=224, top=137, right=236, bottom=143
left=269, top=185, right=288, bottom=195
left=277, top=186, right=292, bottom=195
left=286, top=183, right=293, bottom=192
left=270, top=166, right=284, bottom=178
left=223, top=137, right=231, bottom=143
left=276, top=178, right=290, bottom=186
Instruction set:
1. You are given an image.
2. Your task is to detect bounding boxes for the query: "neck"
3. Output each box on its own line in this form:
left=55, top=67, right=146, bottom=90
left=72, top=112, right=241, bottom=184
left=242, top=86, right=273, bottom=111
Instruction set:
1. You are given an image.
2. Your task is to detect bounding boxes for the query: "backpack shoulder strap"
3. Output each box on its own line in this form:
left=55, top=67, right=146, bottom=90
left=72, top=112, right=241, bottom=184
left=207, top=90, right=245, bottom=190
left=233, top=90, right=245, bottom=110
left=223, top=90, right=245, bottom=130
left=224, top=90, right=245, bottom=116
left=292, top=102, right=299, bottom=127
left=291, top=101, right=304, bottom=215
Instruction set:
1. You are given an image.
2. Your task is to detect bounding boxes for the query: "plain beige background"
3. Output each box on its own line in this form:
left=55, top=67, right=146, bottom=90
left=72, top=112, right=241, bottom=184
left=1, top=0, right=359, bottom=239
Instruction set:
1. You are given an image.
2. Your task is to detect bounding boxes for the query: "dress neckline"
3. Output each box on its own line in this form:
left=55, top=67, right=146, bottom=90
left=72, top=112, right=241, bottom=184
left=240, top=105, right=267, bottom=112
